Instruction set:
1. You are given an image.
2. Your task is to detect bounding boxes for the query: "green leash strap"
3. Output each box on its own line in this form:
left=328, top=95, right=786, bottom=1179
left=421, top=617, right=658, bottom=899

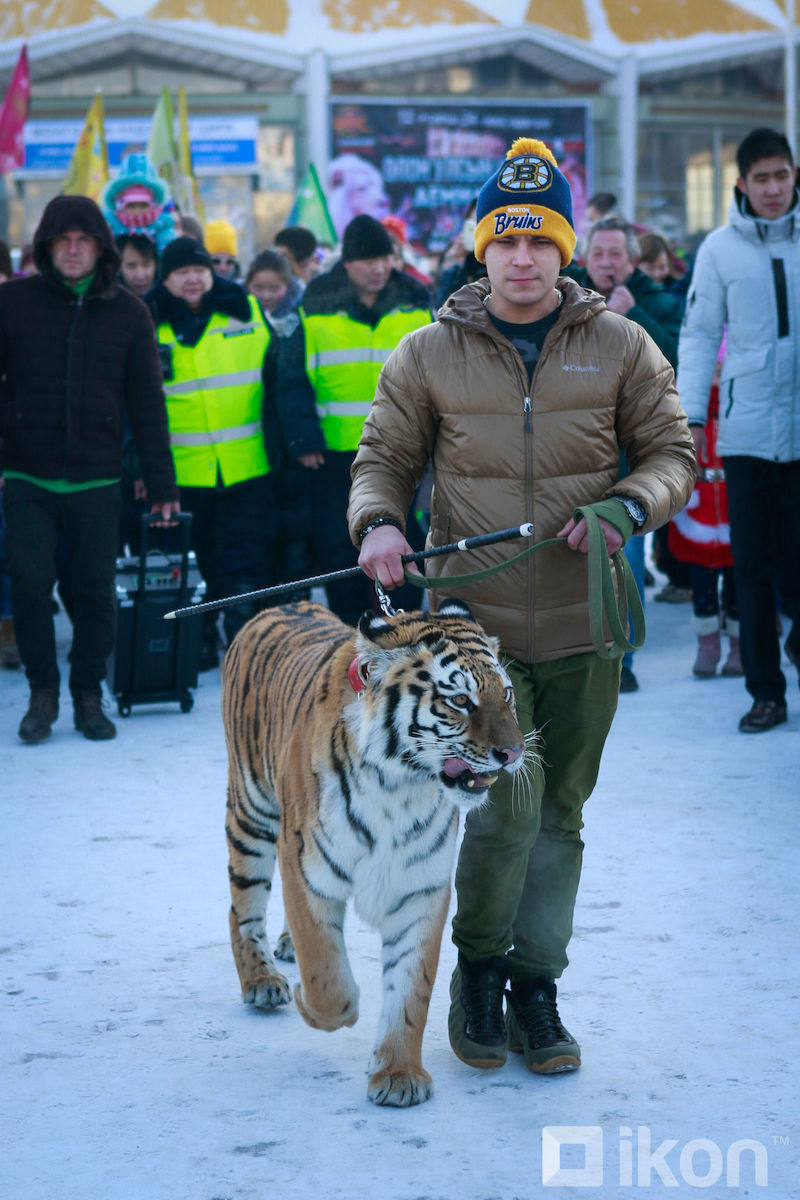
left=401, top=505, right=645, bottom=660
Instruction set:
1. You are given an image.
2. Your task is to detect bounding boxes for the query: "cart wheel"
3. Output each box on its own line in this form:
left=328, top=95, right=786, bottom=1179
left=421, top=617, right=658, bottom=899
left=180, top=693, right=194, bottom=713
left=118, top=701, right=132, bottom=718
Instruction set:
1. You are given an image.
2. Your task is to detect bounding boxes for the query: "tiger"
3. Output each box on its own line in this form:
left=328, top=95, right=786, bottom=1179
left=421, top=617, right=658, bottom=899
left=221, top=599, right=528, bottom=1107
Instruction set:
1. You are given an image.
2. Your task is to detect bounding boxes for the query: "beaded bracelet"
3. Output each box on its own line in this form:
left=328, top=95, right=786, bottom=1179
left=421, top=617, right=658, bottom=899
left=358, top=517, right=403, bottom=542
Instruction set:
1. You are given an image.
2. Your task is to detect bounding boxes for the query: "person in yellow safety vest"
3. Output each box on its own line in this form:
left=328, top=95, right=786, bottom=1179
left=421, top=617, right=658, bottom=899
left=275, top=214, right=432, bottom=625
left=146, top=236, right=280, bottom=669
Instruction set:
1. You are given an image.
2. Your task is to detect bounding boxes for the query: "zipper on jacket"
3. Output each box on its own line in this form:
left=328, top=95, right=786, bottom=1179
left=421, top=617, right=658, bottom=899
left=63, top=297, right=83, bottom=475
left=522, top=391, right=534, bottom=657
left=771, top=258, right=790, bottom=338
left=725, top=380, right=734, bottom=419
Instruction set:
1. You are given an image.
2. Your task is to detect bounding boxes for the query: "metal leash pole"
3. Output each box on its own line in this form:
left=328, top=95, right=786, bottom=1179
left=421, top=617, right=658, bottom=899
left=163, top=522, right=534, bottom=621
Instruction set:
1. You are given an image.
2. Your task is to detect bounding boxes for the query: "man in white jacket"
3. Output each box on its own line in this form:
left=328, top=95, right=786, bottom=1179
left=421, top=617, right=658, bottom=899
left=677, top=128, right=800, bottom=733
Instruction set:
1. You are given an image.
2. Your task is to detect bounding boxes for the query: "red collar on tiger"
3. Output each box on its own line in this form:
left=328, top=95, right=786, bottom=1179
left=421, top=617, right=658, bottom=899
left=348, top=656, right=369, bottom=693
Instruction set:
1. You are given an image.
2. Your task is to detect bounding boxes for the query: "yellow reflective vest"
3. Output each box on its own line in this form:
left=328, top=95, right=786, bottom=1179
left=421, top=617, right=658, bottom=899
left=302, top=304, right=431, bottom=452
left=158, top=293, right=270, bottom=487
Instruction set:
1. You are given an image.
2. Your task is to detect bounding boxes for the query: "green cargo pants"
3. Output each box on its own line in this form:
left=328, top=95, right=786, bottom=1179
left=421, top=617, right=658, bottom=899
left=451, top=651, right=621, bottom=980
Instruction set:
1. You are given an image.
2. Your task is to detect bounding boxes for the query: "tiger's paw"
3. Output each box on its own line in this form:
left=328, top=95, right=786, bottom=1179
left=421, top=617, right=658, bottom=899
left=241, top=969, right=291, bottom=1010
left=274, top=928, right=296, bottom=962
left=294, top=982, right=359, bottom=1031
left=367, top=1066, right=434, bottom=1107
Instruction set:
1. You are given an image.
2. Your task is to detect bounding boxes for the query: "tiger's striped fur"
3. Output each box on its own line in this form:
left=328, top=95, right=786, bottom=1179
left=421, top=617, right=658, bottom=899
left=221, top=599, right=525, bottom=1107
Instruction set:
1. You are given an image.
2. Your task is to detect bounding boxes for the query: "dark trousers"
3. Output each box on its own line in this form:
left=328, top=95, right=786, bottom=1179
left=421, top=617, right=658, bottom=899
left=179, top=473, right=276, bottom=645
left=723, top=455, right=800, bottom=702
left=3, top=479, right=121, bottom=695
left=689, top=563, right=738, bottom=621
left=307, top=451, right=373, bottom=626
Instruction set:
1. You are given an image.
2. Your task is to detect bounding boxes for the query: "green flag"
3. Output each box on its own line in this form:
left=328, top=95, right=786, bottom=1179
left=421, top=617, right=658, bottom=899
left=147, top=86, right=178, bottom=190
left=288, top=163, right=337, bottom=246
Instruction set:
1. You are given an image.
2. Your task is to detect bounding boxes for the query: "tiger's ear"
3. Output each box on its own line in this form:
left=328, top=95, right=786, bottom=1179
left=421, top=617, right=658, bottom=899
left=437, top=598, right=477, bottom=622
left=357, top=610, right=395, bottom=644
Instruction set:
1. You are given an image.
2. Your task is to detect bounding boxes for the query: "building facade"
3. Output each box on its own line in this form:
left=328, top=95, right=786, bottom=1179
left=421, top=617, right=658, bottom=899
left=0, top=1, right=796, bottom=261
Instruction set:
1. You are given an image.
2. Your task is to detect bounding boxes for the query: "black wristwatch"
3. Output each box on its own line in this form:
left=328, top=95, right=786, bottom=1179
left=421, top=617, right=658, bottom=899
left=615, top=496, right=648, bottom=528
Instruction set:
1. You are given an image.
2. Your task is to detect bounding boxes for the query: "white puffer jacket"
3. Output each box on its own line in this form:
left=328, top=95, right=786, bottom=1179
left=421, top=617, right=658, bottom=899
left=677, top=189, right=800, bottom=462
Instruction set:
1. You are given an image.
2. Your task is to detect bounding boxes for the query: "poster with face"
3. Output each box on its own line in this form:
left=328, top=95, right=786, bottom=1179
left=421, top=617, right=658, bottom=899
left=329, top=99, right=590, bottom=255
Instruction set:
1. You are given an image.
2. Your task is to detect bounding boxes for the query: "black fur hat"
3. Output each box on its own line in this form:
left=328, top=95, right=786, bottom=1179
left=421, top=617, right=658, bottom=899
left=159, top=235, right=214, bottom=280
left=340, top=214, right=394, bottom=263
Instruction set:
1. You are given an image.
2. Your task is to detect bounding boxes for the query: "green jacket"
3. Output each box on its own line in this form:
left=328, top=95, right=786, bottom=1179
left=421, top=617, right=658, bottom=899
left=563, top=264, right=684, bottom=368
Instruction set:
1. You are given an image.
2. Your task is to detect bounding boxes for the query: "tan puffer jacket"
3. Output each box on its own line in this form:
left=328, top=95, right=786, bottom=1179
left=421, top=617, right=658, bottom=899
left=349, top=276, right=696, bottom=663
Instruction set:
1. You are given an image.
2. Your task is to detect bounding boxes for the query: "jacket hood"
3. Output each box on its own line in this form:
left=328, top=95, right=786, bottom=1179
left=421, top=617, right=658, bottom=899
left=146, top=273, right=253, bottom=327
left=301, top=260, right=431, bottom=320
left=728, top=185, right=800, bottom=244
left=33, top=195, right=121, bottom=288
left=437, top=274, right=605, bottom=337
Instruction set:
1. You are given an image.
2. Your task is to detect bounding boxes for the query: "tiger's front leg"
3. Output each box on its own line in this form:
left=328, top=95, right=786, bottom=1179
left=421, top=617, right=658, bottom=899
left=367, top=885, right=451, bottom=1107
left=278, top=829, right=360, bottom=1032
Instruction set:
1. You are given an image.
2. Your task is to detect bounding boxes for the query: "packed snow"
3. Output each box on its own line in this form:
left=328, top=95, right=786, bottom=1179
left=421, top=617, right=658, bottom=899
left=2, top=562, right=798, bottom=1199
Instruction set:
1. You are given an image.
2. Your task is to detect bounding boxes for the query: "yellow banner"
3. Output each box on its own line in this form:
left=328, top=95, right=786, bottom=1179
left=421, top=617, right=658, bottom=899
left=61, top=93, right=109, bottom=202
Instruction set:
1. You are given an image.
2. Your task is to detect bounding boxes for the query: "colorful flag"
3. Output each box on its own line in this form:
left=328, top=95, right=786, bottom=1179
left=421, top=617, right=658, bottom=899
left=177, top=86, right=204, bottom=220
left=0, top=45, right=31, bottom=175
left=61, top=92, right=109, bottom=201
left=146, top=85, right=178, bottom=189
left=288, top=163, right=338, bottom=246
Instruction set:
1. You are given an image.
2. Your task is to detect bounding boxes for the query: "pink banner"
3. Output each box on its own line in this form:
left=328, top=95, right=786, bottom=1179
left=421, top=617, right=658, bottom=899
left=0, top=46, right=31, bottom=175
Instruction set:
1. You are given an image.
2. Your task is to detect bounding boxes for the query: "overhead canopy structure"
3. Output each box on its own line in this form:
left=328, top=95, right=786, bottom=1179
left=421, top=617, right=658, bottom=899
left=0, top=0, right=794, bottom=224
left=0, top=0, right=785, bottom=64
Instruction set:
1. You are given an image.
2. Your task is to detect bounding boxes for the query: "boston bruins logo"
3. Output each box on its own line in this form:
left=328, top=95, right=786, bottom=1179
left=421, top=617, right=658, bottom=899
left=498, top=154, right=553, bottom=193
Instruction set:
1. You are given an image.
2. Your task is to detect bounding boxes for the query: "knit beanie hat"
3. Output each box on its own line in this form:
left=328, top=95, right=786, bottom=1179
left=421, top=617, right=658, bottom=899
left=474, top=137, right=576, bottom=267
left=205, top=219, right=238, bottom=257
left=341, top=214, right=394, bottom=262
left=159, top=235, right=214, bottom=279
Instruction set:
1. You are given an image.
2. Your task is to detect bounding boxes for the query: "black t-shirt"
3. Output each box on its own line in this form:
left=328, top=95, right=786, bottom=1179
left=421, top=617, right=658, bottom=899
left=487, top=305, right=561, bottom=384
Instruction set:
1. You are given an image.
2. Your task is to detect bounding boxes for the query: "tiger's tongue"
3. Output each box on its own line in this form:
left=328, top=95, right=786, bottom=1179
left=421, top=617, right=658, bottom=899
left=443, top=757, right=472, bottom=778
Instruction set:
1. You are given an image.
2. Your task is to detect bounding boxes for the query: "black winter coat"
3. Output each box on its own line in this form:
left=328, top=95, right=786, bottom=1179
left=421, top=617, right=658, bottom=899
left=0, top=197, right=177, bottom=502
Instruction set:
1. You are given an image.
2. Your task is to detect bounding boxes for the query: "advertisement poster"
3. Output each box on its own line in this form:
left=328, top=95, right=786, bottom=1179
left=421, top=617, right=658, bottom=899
left=329, top=99, right=591, bottom=256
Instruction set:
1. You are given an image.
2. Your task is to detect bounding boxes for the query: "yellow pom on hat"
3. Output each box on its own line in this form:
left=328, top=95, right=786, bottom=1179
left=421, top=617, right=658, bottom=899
left=506, top=137, right=558, bottom=166
left=204, top=219, right=238, bottom=257
left=473, top=136, right=576, bottom=266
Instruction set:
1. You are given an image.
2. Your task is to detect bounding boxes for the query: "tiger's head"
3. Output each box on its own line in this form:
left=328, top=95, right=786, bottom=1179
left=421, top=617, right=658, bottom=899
left=350, top=599, right=527, bottom=796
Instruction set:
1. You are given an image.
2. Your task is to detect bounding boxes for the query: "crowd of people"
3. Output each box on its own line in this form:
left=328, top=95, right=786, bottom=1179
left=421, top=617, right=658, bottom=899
left=1, top=125, right=799, bottom=740
left=1, top=121, right=798, bottom=1090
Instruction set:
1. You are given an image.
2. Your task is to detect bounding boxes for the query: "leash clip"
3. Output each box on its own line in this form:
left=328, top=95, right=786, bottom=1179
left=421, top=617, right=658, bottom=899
left=375, top=576, right=400, bottom=617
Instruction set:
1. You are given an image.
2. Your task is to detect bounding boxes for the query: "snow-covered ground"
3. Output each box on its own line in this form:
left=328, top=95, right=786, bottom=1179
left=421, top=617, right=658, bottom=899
left=2, top=568, right=798, bottom=1200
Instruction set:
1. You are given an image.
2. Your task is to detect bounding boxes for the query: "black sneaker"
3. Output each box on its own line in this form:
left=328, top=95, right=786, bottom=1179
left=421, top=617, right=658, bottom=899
left=73, top=693, right=117, bottom=741
left=19, top=689, right=59, bottom=744
left=506, top=977, right=581, bottom=1074
left=448, top=952, right=508, bottom=1069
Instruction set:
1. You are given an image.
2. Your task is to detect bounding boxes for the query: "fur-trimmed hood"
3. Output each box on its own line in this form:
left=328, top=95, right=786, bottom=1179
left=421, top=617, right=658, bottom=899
left=146, top=273, right=254, bottom=329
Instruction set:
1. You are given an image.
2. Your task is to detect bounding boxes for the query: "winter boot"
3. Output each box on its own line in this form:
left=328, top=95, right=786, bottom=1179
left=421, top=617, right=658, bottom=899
left=73, top=692, right=117, bottom=741
left=18, top=688, right=59, bottom=744
left=505, top=976, right=581, bottom=1074
left=0, top=617, right=21, bottom=669
left=448, top=952, right=508, bottom=1069
left=721, top=620, right=744, bottom=677
left=691, top=616, right=721, bottom=678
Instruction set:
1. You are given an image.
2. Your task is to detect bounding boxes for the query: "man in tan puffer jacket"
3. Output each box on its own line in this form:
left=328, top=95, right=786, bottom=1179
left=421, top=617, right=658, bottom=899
left=349, top=138, right=696, bottom=1079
